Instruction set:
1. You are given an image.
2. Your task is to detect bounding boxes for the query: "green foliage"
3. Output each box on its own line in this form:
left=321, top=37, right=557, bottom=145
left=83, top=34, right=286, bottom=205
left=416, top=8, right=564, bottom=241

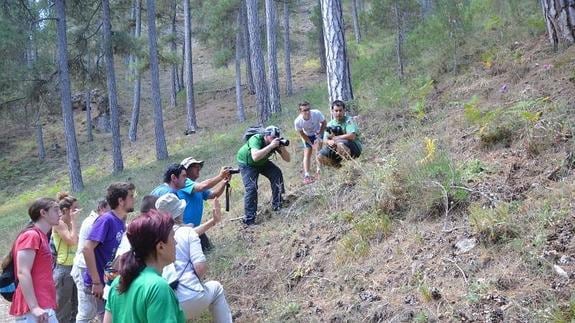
left=469, top=203, right=518, bottom=244
left=195, top=0, right=239, bottom=67
left=466, top=279, right=488, bottom=303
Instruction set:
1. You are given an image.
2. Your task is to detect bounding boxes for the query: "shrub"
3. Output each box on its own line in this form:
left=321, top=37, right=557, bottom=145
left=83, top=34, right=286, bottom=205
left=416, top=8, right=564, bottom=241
left=468, top=203, right=518, bottom=244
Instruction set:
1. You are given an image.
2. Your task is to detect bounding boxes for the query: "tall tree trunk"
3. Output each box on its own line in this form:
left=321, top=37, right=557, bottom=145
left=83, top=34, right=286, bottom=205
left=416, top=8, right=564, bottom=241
left=170, top=0, right=178, bottom=108
left=351, top=0, right=361, bottom=43
left=316, top=0, right=327, bottom=73
left=540, top=0, right=575, bottom=51
left=102, top=0, right=124, bottom=172
left=265, top=0, right=281, bottom=114
left=180, top=44, right=185, bottom=90
left=283, top=0, right=293, bottom=96
left=55, top=0, right=84, bottom=191
left=246, top=0, right=271, bottom=124
left=320, top=0, right=353, bottom=103
left=420, top=0, right=433, bottom=18
left=146, top=0, right=169, bottom=159
left=183, top=0, right=198, bottom=133
left=393, top=0, right=405, bottom=79
left=129, top=0, right=142, bottom=142
left=242, top=0, right=256, bottom=95
left=235, top=11, right=246, bottom=122
left=34, top=107, right=46, bottom=161
left=85, top=88, right=93, bottom=142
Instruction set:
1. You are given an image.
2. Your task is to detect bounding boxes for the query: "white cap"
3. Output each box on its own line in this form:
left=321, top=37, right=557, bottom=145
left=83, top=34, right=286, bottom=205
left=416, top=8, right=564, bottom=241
left=180, top=157, right=204, bottom=169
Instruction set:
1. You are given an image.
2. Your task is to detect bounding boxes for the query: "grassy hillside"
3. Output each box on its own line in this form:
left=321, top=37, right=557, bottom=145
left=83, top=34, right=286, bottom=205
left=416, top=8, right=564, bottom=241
left=2, top=0, right=575, bottom=321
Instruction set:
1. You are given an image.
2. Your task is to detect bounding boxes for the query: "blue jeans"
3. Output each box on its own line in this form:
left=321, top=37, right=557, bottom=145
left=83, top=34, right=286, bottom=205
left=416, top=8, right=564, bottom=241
left=240, top=161, right=285, bottom=224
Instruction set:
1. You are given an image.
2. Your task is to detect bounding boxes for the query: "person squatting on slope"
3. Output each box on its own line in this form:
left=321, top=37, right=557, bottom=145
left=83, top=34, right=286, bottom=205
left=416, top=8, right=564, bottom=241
left=293, top=101, right=326, bottom=184
left=236, top=125, right=290, bottom=226
left=104, top=211, right=186, bottom=323
left=318, top=100, right=362, bottom=167
left=8, top=198, right=61, bottom=323
left=156, top=193, right=232, bottom=322
left=52, top=192, right=80, bottom=322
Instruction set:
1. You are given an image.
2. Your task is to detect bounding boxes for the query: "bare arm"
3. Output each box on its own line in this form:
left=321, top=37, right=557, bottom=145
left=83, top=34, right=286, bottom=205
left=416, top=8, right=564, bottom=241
left=318, top=120, right=327, bottom=137
left=192, top=261, right=207, bottom=279
left=251, top=139, right=280, bottom=162
left=103, top=310, right=112, bottom=323
left=298, top=130, right=313, bottom=147
left=277, top=145, right=291, bottom=162
left=17, top=249, right=49, bottom=321
left=208, top=179, right=228, bottom=199
left=194, top=198, right=222, bottom=236
left=193, top=167, right=230, bottom=192
left=53, top=218, right=79, bottom=246
left=83, top=240, right=104, bottom=298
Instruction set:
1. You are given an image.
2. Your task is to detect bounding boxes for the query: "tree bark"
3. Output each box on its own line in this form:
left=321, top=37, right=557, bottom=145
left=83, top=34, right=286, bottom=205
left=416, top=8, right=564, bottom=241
left=55, top=0, right=84, bottom=191
left=316, top=0, right=327, bottom=73
left=34, top=107, right=46, bottom=161
left=393, top=0, right=405, bottom=79
left=183, top=0, right=198, bottom=133
left=540, top=0, right=575, bottom=51
left=146, top=0, right=169, bottom=159
left=283, top=0, right=293, bottom=96
left=265, top=0, right=281, bottom=114
left=351, top=0, right=361, bottom=43
left=170, top=0, right=178, bottom=108
left=129, top=0, right=142, bottom=142
left=320, top=0, right=353, bottom=103
left=102, top=0, right=124, bottom=172
left=235, top=11, right=246, bottom=122
left=242, top=0, right=256, bottom=95
left=85, top=88, right=93, bottom=142
left=246, top=0, right=271, bottom=124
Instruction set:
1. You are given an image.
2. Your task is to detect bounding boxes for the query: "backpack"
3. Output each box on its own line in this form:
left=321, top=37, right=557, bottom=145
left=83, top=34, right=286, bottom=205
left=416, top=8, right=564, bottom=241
left=0, top=226, right=37, bottom=302
left=242, top=125, right=265, bottom=142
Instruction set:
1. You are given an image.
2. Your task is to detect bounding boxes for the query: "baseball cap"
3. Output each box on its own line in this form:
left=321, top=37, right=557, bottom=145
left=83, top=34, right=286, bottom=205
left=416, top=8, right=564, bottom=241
left=155, top=193, right=186, bottom=220
left=264, top=125, right=281, bottom=138
left=180, top=157, right=204, bottom=169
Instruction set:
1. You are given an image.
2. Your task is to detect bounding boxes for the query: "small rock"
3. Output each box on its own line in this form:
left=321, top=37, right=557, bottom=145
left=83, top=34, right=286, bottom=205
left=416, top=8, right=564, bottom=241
left=553, top=264, right=569, bottom=279
left=431, top=287, right=442, bottom=300
left=559, top=255, right=574, bottom=265
left=359, top=290, right=381, bottom=302
left=455, top=238, right=477, bottom=254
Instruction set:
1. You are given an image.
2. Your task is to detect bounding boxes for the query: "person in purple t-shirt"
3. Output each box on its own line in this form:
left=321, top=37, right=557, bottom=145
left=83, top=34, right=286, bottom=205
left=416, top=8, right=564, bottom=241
left=81, top=182, right=135, bottom=323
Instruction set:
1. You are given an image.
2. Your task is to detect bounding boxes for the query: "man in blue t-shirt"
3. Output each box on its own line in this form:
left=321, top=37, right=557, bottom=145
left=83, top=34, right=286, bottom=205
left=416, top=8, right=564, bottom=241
left=177, top=157, right=230, bottom=251
left=150, top=163, right=188, bottom=197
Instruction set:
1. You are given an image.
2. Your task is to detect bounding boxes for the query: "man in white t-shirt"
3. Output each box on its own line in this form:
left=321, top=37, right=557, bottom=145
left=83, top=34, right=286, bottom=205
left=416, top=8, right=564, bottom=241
left=294, top=101, right=326, bottom=184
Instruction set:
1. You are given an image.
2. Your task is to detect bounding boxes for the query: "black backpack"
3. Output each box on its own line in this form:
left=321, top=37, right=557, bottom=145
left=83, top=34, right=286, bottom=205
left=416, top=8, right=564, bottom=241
left=242, top=125, right=265, bottom=142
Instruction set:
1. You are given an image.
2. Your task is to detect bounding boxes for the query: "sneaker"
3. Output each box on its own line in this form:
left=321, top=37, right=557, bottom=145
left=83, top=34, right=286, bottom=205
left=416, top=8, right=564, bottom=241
left=303, top=175, right=314, bottom=185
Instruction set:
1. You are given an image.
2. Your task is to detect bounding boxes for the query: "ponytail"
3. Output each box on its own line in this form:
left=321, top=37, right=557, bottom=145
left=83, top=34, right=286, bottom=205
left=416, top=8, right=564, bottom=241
left=117, top=251, right=146, bottom=294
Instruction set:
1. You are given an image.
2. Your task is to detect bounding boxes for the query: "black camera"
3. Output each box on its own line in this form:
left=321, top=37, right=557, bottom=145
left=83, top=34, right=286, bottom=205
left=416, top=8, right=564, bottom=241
left=278, top=138, right=290, bottom=147
left=225, top=167, right=240, bottom=174
left=326, top=125, right=344, bottom=136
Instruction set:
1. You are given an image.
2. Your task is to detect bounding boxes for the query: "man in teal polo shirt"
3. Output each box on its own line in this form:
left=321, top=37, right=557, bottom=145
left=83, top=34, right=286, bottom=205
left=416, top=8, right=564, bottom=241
left=236, top=125, right=290, bottom=226
left=177, top=157, right=229, bottom=251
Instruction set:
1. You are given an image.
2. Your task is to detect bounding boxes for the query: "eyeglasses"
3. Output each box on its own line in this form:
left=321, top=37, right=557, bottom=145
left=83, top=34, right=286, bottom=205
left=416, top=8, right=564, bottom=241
left=301, top=108, right=310, bottom=112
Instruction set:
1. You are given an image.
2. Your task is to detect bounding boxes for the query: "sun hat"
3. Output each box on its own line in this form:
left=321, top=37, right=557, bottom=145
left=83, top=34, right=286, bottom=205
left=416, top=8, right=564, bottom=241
left=155, top=193, right=186, bottom=220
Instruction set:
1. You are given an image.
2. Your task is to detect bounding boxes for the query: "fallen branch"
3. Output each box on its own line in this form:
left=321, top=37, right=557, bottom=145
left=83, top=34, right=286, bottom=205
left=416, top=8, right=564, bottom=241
left=442, top=257, right=468, bottom=286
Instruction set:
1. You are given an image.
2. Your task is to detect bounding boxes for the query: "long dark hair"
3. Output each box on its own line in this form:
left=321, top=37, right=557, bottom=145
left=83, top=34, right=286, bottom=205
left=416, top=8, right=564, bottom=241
left=117, top=210, right=174, bottom=293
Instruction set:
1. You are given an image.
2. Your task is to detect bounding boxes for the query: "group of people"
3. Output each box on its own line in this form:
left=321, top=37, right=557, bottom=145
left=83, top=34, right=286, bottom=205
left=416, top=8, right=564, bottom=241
left=4, top=99, right=361, bottom=322
left=238, top=99, right=362, bottom=225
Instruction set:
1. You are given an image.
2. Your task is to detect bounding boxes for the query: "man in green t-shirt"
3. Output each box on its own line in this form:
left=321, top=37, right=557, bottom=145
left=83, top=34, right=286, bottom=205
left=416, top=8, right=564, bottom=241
left=318, top=100, right=362, bottom=167
left=236, top=125, right=291, bottom=226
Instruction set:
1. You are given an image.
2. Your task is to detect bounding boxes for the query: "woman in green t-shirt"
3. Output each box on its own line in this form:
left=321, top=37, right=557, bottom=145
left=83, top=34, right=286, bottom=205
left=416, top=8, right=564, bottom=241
left=104, top=211, right=185, bottom=323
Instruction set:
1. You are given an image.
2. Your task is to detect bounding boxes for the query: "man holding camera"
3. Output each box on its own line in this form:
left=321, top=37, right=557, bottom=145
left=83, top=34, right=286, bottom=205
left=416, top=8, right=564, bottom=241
left=236, top=125, right=291, bottom=226
left=294, top=101, right=327, bottom=184
left=177, top=157, right=230, bottom=251
left=318, top=100, right=362, bottom=167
